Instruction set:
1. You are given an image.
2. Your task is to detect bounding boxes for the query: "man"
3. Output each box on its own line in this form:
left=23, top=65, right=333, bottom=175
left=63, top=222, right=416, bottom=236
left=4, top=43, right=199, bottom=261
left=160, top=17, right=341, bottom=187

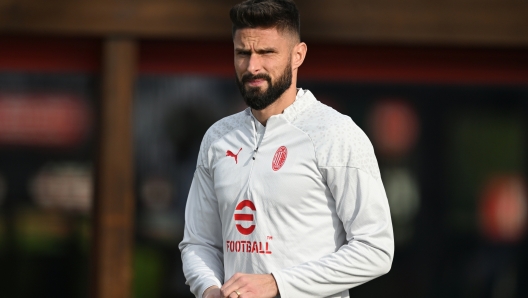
left=178, top=0, right=394, bottom=297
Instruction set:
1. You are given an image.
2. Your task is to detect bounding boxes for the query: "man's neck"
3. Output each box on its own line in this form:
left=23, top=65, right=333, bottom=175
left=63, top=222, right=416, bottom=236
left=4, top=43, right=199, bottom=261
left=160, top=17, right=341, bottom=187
left=251, top=87, right=298, bottom=126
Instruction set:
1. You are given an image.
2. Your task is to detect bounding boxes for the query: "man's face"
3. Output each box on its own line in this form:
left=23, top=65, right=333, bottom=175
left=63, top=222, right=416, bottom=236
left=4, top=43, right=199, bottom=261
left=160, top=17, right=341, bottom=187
left=233, top=27, right=294, bottom=110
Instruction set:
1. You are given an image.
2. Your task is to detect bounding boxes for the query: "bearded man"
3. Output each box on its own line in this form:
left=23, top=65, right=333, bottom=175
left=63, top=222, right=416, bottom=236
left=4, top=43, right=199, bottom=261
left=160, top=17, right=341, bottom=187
left=179, top=1, right=394, bottom=297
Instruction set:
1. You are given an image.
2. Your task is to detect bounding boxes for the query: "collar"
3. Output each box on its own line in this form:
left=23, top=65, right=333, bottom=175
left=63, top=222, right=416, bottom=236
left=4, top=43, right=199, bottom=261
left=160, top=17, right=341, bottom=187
left=281, top=88, right=317, bottom=123
left=243, top=88, right=317, bottom=124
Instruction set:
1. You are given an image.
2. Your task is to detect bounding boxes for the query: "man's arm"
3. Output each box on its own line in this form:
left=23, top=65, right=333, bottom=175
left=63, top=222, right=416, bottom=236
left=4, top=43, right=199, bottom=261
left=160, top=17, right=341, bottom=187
left=219, top=166, right=394, bottom=298
left=179, top=165, right=225, bottom=298
left=271, top=166, right=394, bottom=298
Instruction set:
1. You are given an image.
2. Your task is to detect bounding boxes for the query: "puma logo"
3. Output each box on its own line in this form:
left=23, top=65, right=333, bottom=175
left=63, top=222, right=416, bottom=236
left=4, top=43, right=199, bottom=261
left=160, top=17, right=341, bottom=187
left=226, top=148, right=242, bottom=164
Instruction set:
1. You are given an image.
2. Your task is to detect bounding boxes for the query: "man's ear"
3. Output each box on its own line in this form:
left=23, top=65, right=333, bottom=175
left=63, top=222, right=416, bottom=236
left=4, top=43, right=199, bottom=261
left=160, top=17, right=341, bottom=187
left=291, top=42, right=307, bottom=70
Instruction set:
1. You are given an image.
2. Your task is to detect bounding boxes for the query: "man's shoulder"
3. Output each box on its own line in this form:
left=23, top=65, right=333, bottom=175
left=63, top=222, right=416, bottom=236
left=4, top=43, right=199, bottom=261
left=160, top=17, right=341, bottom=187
left=295, top=99, right=379, bottom=176
left=295, top=100, right=363, bottom=142
left=205, top=109, right=247, bottom=141
left=198, top=110, right=248, bottom=163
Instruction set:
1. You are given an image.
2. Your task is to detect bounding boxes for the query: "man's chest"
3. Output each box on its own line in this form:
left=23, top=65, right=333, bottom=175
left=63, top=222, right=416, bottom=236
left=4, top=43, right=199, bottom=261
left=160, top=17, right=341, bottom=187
left=210, top=123, right=325, bottom=212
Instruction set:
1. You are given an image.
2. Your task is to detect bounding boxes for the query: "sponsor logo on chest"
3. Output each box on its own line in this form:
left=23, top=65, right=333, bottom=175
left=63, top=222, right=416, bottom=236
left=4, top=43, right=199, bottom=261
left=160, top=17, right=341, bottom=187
left=226, top=199, right=273, bottom=255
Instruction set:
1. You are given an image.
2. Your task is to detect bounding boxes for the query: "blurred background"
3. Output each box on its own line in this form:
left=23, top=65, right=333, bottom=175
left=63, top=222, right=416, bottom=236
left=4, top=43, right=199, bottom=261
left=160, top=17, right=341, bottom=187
left=0, top=0, right=527, bottom=297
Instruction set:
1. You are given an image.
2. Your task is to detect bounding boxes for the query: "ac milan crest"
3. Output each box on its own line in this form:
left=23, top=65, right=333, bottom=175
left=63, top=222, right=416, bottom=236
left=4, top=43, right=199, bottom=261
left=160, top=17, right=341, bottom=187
left=272, top=146, right=287, bottom=171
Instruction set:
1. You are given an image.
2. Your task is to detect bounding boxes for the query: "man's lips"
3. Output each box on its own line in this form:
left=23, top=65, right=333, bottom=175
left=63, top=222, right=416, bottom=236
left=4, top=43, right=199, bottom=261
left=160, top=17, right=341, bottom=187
left=246, top=78, right=266, bottom=87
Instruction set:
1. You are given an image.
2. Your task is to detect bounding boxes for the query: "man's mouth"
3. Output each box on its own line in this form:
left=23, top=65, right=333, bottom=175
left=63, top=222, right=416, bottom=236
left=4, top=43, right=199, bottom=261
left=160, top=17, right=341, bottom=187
left=246, top=78, right=266, bottom=87
left=241, top=73, right=270, bottom=88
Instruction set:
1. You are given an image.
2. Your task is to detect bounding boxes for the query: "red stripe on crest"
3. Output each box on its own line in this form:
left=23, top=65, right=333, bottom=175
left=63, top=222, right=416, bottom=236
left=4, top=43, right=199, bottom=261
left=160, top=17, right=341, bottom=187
left=234, top=214, right=254, bottom=221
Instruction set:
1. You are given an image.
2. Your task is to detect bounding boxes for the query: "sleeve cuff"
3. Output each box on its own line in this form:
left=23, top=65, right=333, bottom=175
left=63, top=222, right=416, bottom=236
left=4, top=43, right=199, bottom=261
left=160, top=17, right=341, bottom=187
left=198, top=280, right=222, bottom=298
left=270, top=271, right=286, bottom=298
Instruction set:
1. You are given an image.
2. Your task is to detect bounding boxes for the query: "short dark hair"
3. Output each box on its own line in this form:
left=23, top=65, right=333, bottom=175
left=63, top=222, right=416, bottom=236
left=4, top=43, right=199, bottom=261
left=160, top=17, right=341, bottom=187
left=230, top=0, right=300, bottom=40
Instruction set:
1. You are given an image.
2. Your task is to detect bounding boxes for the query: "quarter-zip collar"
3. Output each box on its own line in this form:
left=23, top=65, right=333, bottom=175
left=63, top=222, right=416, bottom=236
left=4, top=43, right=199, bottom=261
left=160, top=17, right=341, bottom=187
left=281, top=88, right=317, bottom=123
left=244, top=88, right=318, bottom=127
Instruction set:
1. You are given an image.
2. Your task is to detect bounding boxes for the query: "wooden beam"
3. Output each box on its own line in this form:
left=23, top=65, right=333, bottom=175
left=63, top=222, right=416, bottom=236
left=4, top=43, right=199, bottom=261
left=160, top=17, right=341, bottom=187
left=297, top=0, right=528, bottom=46
left=0, top=0, right=236, bottom=37
left=91, top=37, right=137, bottom=298
left=0, top=0, right=527, bottom=46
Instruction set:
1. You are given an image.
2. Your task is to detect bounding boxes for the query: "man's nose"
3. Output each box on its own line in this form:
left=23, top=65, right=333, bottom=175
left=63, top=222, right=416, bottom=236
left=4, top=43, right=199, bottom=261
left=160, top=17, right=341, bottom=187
left=247, top=54, right=262, bottom=74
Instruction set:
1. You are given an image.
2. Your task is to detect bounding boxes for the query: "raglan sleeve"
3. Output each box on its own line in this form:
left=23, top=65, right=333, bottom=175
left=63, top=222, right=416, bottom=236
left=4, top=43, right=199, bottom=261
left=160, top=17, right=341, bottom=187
left=271, top=125, right=394, bottom=298
left=178, top=136, right=224, bottom=298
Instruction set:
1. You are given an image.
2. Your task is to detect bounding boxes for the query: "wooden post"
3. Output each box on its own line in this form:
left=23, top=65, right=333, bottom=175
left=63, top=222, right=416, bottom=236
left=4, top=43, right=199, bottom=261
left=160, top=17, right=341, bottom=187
left=91, top=37, right=137, bottom=298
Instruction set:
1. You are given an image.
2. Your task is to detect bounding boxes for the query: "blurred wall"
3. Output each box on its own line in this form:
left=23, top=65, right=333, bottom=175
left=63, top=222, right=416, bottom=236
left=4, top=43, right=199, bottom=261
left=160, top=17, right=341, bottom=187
left=0, top=0, right=527, bottom=298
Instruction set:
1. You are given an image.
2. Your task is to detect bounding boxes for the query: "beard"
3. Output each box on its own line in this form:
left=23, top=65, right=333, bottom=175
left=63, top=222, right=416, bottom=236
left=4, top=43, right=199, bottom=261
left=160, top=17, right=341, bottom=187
left=236, top=62, right=292, bottom=111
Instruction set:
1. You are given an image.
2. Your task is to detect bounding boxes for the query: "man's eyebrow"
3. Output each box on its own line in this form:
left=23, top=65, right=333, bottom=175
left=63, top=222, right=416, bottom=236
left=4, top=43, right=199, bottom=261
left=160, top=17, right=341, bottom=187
left=255, top=47, right=277, bottom=54
left=235, top=47, right=251, bottom=53
left=234, top=47, right=277, bottom=54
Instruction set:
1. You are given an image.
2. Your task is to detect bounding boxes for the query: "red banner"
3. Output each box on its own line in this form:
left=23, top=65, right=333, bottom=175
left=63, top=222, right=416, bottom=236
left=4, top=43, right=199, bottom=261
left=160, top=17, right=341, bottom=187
left=0, top=93, right=92, bottom=148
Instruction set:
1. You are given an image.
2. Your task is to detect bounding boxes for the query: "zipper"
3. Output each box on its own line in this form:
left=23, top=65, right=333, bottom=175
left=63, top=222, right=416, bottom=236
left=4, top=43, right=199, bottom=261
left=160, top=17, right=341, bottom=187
left=247, top=114, right=264, bottom=182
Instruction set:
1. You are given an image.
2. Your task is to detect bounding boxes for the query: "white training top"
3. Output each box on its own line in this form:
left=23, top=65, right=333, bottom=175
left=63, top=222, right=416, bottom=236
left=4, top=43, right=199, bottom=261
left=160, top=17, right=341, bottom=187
left=179, top=89, right=394, bottom=298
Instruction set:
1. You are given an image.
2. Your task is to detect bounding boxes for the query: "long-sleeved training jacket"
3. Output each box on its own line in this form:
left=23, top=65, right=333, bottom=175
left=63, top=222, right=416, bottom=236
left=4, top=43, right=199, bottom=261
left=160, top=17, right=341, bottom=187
left=179, top=89, right=394, bottom=298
